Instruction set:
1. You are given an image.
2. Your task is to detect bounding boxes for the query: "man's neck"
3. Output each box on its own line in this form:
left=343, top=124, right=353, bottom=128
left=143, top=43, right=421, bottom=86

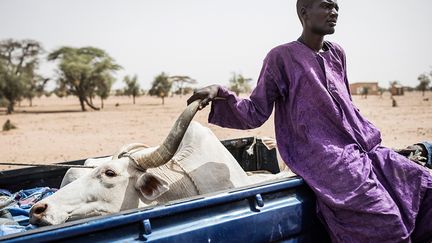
left=298, top=32, right=325, bottom=52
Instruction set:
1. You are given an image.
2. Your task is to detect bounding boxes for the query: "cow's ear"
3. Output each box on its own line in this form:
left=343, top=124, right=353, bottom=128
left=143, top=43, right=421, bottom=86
left=136, top=173, right=169, bottom=200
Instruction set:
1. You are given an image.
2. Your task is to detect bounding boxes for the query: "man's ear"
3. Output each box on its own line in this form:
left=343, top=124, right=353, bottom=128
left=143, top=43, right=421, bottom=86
left=135, top=173, right=169, bottom=201
left=300, top=7, right=308, bottom=24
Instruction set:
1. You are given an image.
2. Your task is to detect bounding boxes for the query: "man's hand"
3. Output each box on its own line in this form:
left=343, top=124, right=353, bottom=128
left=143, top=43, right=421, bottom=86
left=187, top=85, right=220, bottom=110
left=395, top=144, right=428, bottom=166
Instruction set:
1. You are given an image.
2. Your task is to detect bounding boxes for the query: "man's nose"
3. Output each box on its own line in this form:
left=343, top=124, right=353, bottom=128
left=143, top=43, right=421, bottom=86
left=330, top=8, right=338, bottom=18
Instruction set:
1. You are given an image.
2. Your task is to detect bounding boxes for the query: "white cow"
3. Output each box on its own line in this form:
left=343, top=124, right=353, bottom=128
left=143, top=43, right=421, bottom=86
left=29, top=101, right=294, bottom=226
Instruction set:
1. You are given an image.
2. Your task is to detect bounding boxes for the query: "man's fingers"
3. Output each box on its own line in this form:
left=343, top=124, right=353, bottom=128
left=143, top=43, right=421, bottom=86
left=396, top=149, right=414, bottom=156
left=198, top=97, right=211, bottom=110
left=187, top=85, right=218, bottom=107
left=187, top=93, right=201, bottom=105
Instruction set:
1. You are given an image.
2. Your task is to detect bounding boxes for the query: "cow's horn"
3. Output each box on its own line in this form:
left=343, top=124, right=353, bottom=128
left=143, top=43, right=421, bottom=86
left=113, top=143, right=150, bottom=159
left=135, top=99, right=201, bottom=169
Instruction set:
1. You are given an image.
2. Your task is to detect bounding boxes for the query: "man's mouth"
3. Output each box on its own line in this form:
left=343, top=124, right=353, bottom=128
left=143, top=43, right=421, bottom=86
left=327, top=20, right=337, bottom=27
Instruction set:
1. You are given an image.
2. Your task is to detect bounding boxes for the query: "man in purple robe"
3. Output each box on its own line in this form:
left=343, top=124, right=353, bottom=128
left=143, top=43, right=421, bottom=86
left=187, top=0, right=432, bottom=242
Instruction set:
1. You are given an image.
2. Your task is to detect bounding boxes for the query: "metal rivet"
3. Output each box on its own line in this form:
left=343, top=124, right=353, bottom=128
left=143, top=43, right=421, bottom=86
left=255, top=194, right=264, bottom=207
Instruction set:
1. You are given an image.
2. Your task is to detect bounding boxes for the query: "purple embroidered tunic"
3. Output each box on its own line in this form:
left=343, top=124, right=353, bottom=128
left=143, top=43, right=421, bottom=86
left=209, top=41, right=432, bottom=242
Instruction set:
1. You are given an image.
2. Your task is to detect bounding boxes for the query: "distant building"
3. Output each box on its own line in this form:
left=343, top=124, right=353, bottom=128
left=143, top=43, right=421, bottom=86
left=403, top=86, right=415, bottom=92
left=349, top=82, right=379, bottom=95
left=391, top=83, right=404, bottom=96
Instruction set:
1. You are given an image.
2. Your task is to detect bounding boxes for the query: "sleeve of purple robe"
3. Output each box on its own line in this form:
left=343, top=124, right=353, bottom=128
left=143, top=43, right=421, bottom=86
left=208, top=55, right=283, bottom=129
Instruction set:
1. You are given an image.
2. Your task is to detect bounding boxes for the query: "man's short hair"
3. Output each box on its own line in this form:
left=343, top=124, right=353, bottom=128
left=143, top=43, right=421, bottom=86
left=296, top=0, right=314, bottom=24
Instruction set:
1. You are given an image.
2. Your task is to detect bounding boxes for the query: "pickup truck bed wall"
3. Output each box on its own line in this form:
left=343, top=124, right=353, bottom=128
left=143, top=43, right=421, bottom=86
left=0, top=137, right=330, bottom=242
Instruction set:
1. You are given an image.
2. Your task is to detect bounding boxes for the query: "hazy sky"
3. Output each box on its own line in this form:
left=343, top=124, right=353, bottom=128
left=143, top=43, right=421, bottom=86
left=1, top=0, right=431, bottom=90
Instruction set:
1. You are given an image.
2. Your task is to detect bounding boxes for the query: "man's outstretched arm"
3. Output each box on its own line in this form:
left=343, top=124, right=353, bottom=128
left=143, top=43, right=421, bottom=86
left=187, top=56, right=283, bottom=130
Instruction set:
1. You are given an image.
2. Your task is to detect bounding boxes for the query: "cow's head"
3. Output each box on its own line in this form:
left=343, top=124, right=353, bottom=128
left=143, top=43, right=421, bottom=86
left=29, top=100, right=200, bottom=226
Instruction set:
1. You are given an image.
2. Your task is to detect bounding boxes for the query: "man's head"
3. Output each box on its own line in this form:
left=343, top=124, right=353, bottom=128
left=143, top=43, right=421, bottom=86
left=297, top=0, right=339, bottom=35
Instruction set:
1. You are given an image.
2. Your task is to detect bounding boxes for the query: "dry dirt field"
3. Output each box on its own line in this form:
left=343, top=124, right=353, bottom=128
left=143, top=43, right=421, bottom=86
left=1, top=91, right=431, bottom=170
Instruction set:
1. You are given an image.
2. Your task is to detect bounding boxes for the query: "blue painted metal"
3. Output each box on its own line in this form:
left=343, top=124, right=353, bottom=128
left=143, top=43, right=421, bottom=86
left=1, top=177, right=328, bottom=242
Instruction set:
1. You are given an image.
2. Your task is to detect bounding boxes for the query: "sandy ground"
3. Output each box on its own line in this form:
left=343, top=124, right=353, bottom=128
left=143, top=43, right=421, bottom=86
left=0, top=91, right=431, bottom=171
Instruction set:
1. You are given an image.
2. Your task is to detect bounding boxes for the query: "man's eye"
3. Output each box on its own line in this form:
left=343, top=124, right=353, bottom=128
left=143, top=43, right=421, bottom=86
left=322, top=3, right=333, bottom=10
left=104, top=169, right=117, bottom=177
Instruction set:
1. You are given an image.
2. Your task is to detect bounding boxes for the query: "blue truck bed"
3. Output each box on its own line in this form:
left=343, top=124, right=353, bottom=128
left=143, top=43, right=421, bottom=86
left=0, top=137, right=330, bottom=242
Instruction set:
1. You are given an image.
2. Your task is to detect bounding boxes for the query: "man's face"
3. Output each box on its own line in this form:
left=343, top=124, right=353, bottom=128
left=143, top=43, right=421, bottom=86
left=304, top=0, right=339, bottom=35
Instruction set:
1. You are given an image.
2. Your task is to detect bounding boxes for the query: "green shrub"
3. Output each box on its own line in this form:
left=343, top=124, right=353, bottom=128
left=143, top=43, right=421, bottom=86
left=2, top=119, right=17, bottom=131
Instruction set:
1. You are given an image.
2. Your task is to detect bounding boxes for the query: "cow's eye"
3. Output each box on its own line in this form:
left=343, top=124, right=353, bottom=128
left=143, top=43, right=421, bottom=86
left=105, top=169, right=117, bottom=177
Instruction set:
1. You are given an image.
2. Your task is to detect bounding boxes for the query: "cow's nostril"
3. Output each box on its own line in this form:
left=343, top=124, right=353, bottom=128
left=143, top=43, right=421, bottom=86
left=33, top=203, right=48, bottom=215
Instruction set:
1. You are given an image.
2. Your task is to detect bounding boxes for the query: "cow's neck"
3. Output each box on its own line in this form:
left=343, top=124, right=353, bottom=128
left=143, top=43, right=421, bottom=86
left=145, top=161, right=199, bottom=204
